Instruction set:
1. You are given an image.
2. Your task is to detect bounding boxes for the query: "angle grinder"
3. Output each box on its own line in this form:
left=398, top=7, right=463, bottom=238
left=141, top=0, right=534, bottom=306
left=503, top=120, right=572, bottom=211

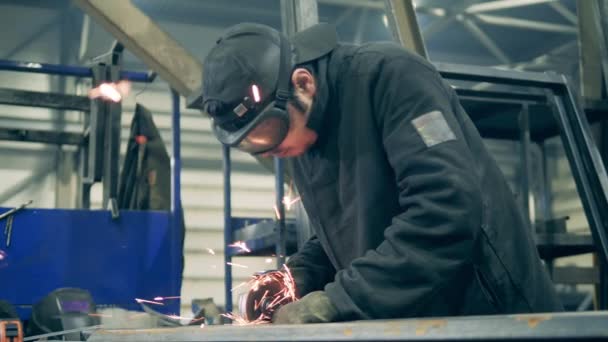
left=237, top=270, right=297, bottom=322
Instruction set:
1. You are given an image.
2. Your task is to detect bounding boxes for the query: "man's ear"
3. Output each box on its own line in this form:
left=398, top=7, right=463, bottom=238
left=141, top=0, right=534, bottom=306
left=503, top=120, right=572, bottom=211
left=291, top=68, right=316, bottom=97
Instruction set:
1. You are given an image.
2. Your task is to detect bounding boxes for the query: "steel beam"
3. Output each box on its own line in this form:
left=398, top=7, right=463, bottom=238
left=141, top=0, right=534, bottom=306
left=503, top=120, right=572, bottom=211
left=435, top=61, right=565, bottom=87
left=88, top=312, right=608, bottom=341
left=0, top=88, right=90, bottom=112
left=577, top=0, right=608, bottom=100
left=319, top=0, right=383, bottom=9
left=0, top=128, right=83, bottom=145
left=475, top=13, right=577, bottom=34
left=423, top=16, right=456, bottom=40
left=281, top=0, right=319, bottom=37
left=466, top=0, right=557, bottom=13
left=548, top=1, right=578, bottom=25
left=72, top=0, right=202, bottom=97
left=459, top=16, right=512, bottom=65
left=384, top=0, right=428, bottom=58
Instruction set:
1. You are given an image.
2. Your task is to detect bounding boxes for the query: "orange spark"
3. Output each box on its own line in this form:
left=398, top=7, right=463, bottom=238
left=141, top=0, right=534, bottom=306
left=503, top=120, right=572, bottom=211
left=88, top=80, right=130, bottom=102
left=206, top=248, right=216, bottom=255
left=153, top=296, right=181, bottom=301
left=231, top=281, right=248, bottom=292
left=135, top=298, right=164, bottom=305
left=227, top=262, right=248, bottom=269
left=273, top=205, right=281, bottom=220
left=283, top=196, right=301, bottom=210
left=228, top=241, right=251, bottom=253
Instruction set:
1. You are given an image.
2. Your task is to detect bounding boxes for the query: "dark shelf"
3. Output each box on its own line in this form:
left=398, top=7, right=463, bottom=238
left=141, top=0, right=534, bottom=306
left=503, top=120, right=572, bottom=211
left=536, top=233, right=595, bottom=259
left=459, top=94, right=608, bottom=142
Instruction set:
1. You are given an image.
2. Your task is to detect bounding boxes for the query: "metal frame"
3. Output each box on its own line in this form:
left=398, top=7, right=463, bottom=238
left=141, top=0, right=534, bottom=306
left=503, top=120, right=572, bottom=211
left=384, top=0, right=428, bottom=58
left=88, top=311, right=608, bottom=341
left=73, top=0, right=202, bottom=97
left=0, top=57, right=184, bottom=318
left=578, top=0, right=608, bottom=100
left=436, top=62, right=608, bottom=307
left=0, top=59, right=153, bottom=82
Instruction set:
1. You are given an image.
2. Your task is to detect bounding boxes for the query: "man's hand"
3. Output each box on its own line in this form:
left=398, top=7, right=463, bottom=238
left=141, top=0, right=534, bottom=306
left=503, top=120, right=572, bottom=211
left=272, top=291, right=338, bottom=324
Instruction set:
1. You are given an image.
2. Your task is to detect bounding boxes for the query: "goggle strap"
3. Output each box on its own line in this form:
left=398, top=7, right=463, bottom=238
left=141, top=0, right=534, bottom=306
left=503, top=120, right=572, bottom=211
left=274, top=33, right=292, bottom=111
left=275, top=90, right=289, bottom=109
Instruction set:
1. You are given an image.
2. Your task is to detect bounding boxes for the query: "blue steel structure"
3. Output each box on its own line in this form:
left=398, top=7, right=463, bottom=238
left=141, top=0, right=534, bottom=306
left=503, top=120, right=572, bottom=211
left=0, top=59, right=155, bottom=82
left=221, top=150, right=288, bottom=314
left=0, top=59, right=183, bottom=319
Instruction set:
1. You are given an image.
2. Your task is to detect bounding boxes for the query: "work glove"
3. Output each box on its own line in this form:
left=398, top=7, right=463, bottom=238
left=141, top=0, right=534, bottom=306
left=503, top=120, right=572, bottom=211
left=287, top=267, right=312, bottom=298
left=272, top=291, right=339, bottom=324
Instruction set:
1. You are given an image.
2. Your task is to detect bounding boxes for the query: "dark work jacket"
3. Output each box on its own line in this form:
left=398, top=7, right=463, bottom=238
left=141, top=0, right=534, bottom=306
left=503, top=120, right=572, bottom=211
left=287, top=42, right=563, bottom=321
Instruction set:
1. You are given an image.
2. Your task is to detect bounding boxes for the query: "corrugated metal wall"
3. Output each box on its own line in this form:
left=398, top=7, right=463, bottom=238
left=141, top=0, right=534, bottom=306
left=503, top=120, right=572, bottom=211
left=0, top=4, right=69, bottom=209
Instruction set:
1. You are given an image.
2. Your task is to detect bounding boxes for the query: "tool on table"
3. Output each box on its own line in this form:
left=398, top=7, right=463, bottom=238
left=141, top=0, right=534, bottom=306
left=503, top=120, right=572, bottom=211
left=2, top=200, right=33, bottom=248
left=0, top=319, right=23, bottom=342
left=4, top=216, right=13, bottom=247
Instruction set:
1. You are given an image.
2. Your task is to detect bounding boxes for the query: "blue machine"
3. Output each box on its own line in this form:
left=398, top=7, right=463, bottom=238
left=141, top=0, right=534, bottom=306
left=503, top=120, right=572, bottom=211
left=0, top=59, right=183, bottom=319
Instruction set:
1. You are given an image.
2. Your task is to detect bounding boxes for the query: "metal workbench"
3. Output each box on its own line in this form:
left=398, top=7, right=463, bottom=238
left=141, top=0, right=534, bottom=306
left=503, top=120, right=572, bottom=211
left=87, top=311, right=608, bottom=341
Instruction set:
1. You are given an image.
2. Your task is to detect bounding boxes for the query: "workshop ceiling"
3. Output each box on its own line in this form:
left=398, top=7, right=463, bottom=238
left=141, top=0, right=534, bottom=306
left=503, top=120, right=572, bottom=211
left=0, top=0, right=580, bottom=78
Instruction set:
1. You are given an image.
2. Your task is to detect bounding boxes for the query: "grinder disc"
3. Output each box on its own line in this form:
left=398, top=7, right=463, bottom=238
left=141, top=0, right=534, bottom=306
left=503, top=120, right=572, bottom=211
left=238, top=277, right=284, bottom=321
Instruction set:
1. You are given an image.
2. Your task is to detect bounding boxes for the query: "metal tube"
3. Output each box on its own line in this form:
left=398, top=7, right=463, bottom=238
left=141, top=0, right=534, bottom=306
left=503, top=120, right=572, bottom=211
left=550, top=87, right=608, bottom=268
left=518, top=104, right=532, bottom=228
left=73, top=0, right=202, bottom=95
left=435, top=62, right=565, bottom=87
left=275, top=157, right=286, bottom=267
left=466, top=0, right=556, bottom=14
left=170, top=89, right=182, bottom=216
left=459, top=16, right=511, bottom=65
left=170, top=89, right=183, bottom=309
left=474, top=13, right=577, bottom=34
left=0, top=59, right=153, bottom=82
left=281, top=0, right=319, bottom=37
left=222, top=144, right=233, bottom=314
left=384, top=0, right=429, bottom=58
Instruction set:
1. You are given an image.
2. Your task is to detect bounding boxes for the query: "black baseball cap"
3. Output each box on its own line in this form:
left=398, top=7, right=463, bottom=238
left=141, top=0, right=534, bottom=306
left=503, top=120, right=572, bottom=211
left=199, top=23, right=338, bottom=153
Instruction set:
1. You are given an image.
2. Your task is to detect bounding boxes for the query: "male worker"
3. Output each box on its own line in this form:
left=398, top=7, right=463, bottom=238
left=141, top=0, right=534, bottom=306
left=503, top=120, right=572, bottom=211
left=201, top=22, right=562, bottom=324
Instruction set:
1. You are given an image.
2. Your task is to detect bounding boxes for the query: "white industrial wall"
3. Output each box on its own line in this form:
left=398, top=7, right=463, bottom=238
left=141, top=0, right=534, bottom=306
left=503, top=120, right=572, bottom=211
left=0, top=3, right=78, bottom=207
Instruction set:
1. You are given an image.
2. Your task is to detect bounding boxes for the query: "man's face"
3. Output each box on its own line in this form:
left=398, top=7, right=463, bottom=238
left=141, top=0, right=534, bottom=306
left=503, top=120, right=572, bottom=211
left=262, top=69, right=318, bottom=158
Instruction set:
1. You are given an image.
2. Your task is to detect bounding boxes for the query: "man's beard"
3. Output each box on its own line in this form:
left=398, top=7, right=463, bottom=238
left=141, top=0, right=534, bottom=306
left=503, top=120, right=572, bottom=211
left=289, top=93, right=309, bottom=114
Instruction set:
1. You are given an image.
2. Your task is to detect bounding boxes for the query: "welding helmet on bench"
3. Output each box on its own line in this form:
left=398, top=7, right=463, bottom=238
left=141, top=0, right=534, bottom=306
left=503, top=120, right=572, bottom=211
left=27, top=288, right=99, bottom=341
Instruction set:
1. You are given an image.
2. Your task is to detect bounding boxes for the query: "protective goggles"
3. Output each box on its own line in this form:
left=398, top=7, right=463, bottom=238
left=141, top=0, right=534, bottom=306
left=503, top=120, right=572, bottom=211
left=212, top=93, right=290, bottom=155
left=211, top=32, right=292, bottom=155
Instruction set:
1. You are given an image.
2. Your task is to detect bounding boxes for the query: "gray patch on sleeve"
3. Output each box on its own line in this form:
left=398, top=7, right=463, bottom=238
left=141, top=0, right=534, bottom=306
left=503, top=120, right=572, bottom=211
left=411, top=110, right=456, bottom=147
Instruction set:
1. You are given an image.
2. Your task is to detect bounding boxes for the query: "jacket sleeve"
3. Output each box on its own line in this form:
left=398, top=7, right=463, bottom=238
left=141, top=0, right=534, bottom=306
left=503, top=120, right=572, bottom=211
left=287, top=235, right=336, bottom=298
left=324, top=56, right=483, bottom=320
